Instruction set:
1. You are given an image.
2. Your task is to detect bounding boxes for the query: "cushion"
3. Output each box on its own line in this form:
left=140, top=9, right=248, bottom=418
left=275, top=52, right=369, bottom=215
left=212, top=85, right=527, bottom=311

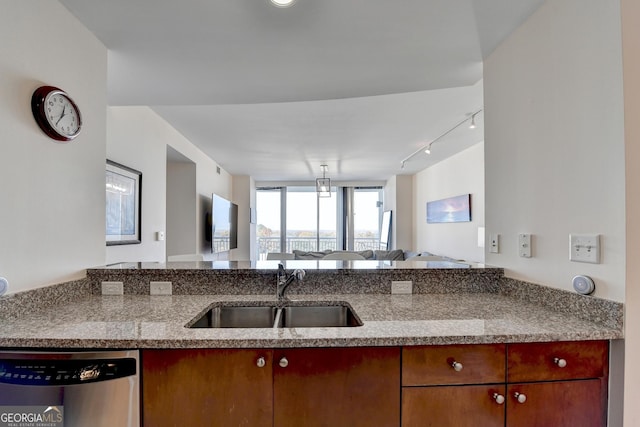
left=293, top=249, right=332, bottom=260
left=356, top=250, right=374, bottom=259
left=374, top=249, right=405, bottom=261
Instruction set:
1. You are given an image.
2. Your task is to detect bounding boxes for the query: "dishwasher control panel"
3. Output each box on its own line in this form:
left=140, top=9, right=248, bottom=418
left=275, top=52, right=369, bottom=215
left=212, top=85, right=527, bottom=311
left=0, top=357, right=137, bottom=386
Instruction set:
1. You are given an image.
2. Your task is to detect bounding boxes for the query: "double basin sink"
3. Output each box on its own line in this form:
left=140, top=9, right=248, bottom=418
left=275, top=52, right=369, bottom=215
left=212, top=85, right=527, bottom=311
left=188, top=301, right=363, bottom=329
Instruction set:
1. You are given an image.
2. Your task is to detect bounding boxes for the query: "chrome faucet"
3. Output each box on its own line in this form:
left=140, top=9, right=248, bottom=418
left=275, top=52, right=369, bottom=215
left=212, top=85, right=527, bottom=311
left=277, top=263, right=305, bottom=301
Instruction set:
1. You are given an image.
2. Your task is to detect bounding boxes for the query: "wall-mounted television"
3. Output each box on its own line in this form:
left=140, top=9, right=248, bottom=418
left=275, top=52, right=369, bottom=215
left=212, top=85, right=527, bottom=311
left=209, top=194, right=238, bottom=253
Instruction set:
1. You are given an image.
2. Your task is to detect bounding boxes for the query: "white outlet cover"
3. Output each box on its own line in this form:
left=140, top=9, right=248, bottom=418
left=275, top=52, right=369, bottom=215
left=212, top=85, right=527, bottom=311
left=391, top=281, right=412, bottom=294
left=101, top=281, right=124, bottom=295
left=150, top=281, right=172, bottom=295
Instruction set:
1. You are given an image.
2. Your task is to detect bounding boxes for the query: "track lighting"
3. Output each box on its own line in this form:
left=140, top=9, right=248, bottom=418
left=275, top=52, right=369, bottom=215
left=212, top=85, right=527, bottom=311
left=399, top=108, right=482, bottom=168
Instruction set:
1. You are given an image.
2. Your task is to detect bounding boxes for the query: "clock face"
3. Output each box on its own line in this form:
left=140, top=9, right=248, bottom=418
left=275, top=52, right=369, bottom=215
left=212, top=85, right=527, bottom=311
left=31, top=86, right=82, bottom=142
left=44, top=90, right=80, bottom=138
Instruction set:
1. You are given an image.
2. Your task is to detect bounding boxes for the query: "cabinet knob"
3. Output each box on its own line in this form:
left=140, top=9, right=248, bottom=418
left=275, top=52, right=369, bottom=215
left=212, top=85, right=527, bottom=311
left=451, top=361, right=463, bottom=372
left=492, top=393, right=505, bottom=405
left=513, top=392, right=527, bottom=404
left=554, top=357, right=567, bottom=368
left=256, top=357, right=266, bottom=368
left=279, top=357, right=289, bottom=368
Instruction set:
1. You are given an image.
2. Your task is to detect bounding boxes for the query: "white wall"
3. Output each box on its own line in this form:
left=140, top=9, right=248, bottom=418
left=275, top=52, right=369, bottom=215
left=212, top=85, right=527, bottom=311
left=483, top=0, right=625, bottom=302
left=384, top=175, right=414, bottom=251
left=413, top=143, right=485, bottom=263
left=167, top=160, right=197, bottom=257
left=0, top=1, right=106, bottom=294
left=106, top=107, right=168, bottom=263
left=621, top=0, right=640, bottom=423
left=231, top=175, right=256, bottom=261
left=107, top=106, right=233, bottom=263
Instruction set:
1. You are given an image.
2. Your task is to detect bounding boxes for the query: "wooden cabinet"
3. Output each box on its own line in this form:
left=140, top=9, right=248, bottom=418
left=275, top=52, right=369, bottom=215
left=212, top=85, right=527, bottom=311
left=401, top=341, right=608, bottom=427
left=142, top=349, right=273, bottom=427
left=402, top=385, right=506, bottom=427
left=401, top=344, right=506, bottom=427
left=506, top=380, right=604, bottom=427
left=273, top=347, right=400, bottom=427
left=143, top=341, right=608, bottom=427
left=506, top=341, right=609, bottom=427
left=142, top=347, right=400, bottom=427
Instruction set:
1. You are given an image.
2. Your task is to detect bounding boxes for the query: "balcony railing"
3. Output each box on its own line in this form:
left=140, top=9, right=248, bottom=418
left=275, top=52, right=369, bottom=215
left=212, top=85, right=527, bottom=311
left=257, top=236, right=380, bottom=258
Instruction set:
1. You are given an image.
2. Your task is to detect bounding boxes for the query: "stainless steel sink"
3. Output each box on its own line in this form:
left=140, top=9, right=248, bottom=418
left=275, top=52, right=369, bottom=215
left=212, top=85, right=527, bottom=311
left=187, top=302, right=362, bottom=328
left=189, top=304, right=277, bottom=328
left=279, top=304, right=363, bottom=328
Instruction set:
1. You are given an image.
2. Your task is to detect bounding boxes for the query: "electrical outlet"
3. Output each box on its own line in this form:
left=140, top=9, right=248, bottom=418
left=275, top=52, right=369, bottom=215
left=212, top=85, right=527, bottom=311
left=101, top=281, right=124, bottom=295
left=391, top=281, right=412, bottom=294
left=569, top=234, right=600, bottom=264
left=150, top=281, right=172, bottom=295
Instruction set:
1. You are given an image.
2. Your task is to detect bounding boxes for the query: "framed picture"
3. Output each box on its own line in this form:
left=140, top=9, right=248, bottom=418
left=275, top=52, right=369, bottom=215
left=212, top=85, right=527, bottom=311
left=427, top=194, right=471, bottom=223
left=106, top=160, right=142, bottom=245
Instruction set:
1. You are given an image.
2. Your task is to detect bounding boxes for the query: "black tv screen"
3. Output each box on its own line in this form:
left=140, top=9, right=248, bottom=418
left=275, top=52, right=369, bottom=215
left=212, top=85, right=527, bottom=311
left=211, top=194, right=238, bottom=252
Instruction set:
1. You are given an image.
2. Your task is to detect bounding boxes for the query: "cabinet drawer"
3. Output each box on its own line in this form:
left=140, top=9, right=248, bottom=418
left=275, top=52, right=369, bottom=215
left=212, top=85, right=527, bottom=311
left=507, top=340, right=608, bottom=383
left=402, top=344, right=505, bottom=386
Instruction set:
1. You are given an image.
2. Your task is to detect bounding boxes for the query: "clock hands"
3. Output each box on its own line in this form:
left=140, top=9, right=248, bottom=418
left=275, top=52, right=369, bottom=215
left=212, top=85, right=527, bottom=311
left=55, top=104, right=67, bottom=126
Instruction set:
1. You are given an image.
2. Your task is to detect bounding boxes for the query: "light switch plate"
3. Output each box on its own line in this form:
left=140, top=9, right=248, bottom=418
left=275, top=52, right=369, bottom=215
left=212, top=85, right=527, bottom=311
left=150, top=281, right=172, bottom=295
left=569, top=234, right=600, bottom=264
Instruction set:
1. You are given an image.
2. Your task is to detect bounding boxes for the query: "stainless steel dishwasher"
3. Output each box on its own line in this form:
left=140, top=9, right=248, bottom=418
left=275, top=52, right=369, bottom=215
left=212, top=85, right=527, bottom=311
left=0, top=350, right=139, bottom=427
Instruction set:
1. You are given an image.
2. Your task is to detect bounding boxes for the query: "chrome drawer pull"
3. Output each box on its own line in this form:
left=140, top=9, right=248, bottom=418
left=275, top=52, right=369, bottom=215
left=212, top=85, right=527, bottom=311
left=553, top=357, right=567, bottom=368
left=450, top=361, right=463, bottom=372
left=279, top=357, right=289, bottom=368
left=492, top=393, right=505, bottom=405
left=513, top=392, right=527, bottom=404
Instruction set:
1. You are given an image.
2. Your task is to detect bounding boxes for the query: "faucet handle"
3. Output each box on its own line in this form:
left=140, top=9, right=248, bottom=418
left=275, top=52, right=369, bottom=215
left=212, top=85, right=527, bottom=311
left=293, top=269, right=305, bottom=281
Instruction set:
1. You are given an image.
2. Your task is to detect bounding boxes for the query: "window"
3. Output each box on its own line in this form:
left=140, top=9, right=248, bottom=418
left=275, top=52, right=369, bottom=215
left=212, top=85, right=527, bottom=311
left=256, top=188, right=282, bottom=256
left=256, top=186, right=382, bottom=259
left=352, top=188, right=383, bottom=251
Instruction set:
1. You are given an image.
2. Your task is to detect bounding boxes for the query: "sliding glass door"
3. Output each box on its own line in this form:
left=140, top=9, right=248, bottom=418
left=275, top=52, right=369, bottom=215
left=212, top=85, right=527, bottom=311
left=256, top=185, right=381, bottom=259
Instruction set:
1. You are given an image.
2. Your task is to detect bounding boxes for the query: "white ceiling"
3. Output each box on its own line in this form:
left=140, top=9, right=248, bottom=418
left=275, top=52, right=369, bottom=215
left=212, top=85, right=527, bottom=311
left=58, top=0, right=543, bottom=181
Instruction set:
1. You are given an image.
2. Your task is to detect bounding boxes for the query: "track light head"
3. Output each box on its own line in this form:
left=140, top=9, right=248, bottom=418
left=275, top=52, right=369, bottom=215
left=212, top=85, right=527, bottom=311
left=469, top=113, right=477, bottom=129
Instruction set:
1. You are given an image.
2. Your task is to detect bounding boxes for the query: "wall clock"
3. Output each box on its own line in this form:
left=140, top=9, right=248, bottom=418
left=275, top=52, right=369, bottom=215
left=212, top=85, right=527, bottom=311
left=31, top=85, right=82, bottom=142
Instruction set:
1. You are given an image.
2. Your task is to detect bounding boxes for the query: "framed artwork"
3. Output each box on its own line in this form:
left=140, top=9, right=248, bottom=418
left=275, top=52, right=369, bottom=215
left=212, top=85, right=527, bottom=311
left=426, top=194, right=471, bottom=223
left=106, top=160, right=142, bottom=245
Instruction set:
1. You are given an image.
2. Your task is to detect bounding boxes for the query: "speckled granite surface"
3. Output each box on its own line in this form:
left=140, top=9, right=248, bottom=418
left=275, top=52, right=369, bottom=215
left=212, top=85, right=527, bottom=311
left=85, top=260, right=504, bottom=295
left=0, top=293, right=622, bottom=349
left=0, top=262, right=623, bottom=349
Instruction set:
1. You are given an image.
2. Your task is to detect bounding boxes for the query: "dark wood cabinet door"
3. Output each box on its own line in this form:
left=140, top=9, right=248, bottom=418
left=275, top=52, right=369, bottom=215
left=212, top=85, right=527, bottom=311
left=507, top=379, right=606, bottom=427
left=273, top=347, right=400, bottom=427
left=403, top=344, right=505, bottom=386
left=507, top=340, right=608, bottom=383
left=401, top=384, right=506, bottom=427
left=142, top=349, right=273, bottom=427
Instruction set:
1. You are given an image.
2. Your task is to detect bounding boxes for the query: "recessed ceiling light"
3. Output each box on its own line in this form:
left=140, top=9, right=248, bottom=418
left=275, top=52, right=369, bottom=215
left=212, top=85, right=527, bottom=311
left=271, top=0, right=296, bottom=8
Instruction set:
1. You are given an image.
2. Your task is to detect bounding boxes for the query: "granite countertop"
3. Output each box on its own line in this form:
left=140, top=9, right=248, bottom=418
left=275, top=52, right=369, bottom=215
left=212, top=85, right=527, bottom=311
left=0, top=292, right=623, bottom=349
